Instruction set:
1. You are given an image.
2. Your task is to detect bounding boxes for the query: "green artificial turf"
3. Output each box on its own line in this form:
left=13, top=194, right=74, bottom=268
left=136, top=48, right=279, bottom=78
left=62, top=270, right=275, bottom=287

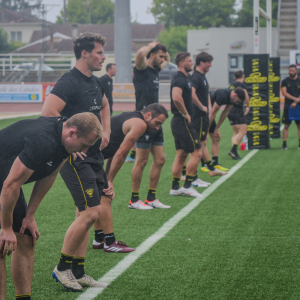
left=2, top=113, right=300, bottom=299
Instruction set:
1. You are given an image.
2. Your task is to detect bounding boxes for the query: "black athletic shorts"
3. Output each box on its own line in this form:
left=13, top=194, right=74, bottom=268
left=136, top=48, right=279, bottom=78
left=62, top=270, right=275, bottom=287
left=136, top=127, right=164, bottom=149
left=209, top=120, right=217, bottom=134
left=193, top=114, right=209, bottom=141
left=282, top=106, right=300, bottom=125
left=60, top=154, right=108, bottom=212
left=171, top=115, right=201, bottom=153
left=228, top=112, right=247, bottom=125
left=0, top=183, right=31, bottom=236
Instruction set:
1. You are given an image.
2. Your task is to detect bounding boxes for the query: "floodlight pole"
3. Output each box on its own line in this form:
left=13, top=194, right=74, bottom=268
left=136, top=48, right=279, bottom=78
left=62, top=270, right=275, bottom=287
left=253, top=0, right=272, bottom=55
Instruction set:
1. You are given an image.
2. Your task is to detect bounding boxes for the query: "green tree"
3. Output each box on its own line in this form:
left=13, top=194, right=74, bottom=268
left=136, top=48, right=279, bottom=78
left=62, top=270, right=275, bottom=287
left=0, top=28, right=25, bottom=53
left=149, top=0, right=236, bottom=28
left=0, top=0, right=41, bottom=15
left=158, top=25, right=203, bottom=61
left=56, top=0, right=114, bottom=24
left=234, top=0, right=278, bottom=27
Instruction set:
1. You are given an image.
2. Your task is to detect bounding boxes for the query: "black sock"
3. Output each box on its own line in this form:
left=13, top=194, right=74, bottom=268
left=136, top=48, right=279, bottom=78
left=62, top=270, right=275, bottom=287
left=172, top=176, right=180, bottom=190
left=231, top=144, right=238, bottom=153
left=147, top=188, right=156, bottom=201
left=182, top=165, right=186, bottom=176
left=16, top=295, right=31, bottom=299
left=71, top=257, right=85, bottom=279
left=206, top=160, right=215, bottom=171
left=201, top=159, right=205, bottom=167
left=184, top=174, right=194, bottom=188
left=105, top=233, right=116, bottom=246
left=57, top=252, right=73, bottom=271
left=130, top=150, right=136, bottom=159
left=283, top=140, right=287, bottom=147
left=94, top=230, right=104, bottom=243
left=193, top=172, right=198, bottom=180
left=212, top=156, right=218, bottom=166
left=131, top=191, right=139, bottom=203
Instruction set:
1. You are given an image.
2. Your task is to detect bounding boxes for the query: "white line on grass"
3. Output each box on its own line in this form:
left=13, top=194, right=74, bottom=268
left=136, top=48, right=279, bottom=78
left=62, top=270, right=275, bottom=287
left=77, top=149, right=259, bottom=300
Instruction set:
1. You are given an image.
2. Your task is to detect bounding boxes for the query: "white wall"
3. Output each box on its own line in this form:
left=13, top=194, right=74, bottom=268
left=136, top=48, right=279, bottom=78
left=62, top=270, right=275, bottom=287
left=188, top=27, right=278, bottom=88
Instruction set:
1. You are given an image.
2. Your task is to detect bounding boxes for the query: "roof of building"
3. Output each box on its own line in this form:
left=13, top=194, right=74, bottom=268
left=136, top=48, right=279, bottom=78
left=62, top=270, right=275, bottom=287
left=13, top=23, right=165, bottom=54
left=0, top=8, right=47, bottom=24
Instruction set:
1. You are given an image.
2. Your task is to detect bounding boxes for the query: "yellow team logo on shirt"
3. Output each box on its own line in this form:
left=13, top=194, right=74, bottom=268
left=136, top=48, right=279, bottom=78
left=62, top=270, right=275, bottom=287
left=86, top=189, right=94, bottom=197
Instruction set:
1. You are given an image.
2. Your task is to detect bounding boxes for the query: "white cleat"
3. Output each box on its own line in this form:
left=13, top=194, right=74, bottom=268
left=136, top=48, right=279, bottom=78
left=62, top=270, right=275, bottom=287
left=128, top=200, right=153, bottom=210
left=52, top=266, right=83, bottom=292
left=77, top=274, right=109, bottom=288
left=170, top=189, right=183, bottom=196
left=192, top=178, right=210, bottom=187
left=145, top=199, right=171, bottom=208
left=179, top=186, right=203, bottom=198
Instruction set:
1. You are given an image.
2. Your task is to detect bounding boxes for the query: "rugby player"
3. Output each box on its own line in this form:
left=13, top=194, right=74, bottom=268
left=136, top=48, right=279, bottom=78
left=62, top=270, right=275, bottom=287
left=42, top=32, right=114, bottom=291
left=0, top=113, right=102, bottom=300
left=129, top=42, right=171, bottom=209
left=99, top=63, right=116, bottom=115
left=281, top=64, right=300, bottom=150
left=227, top=70, right=250, bottom=159
left=92, top=104, right=169, bottom=249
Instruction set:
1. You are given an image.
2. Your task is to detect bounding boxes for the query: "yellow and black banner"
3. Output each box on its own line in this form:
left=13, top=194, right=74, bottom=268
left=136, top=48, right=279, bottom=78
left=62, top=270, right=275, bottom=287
left=244, top=54, right=270, bottom=149
left=269, top=57, right=281, bottom=138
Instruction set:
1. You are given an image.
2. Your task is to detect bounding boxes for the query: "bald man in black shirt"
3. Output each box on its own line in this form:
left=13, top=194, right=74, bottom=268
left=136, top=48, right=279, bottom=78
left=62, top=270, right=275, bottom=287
left=0, top=113, right=102, bottom=300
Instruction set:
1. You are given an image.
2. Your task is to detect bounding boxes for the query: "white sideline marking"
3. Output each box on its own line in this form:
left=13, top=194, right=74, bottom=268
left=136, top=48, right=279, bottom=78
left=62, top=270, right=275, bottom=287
left=77, top=149, right=259, bottom=300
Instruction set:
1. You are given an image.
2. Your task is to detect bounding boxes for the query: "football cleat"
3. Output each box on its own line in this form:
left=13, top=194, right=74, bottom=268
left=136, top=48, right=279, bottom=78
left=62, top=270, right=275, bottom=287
left=128, top=200, right=153, bottom=209
left=170, top=189, right=183, bottom=196
left=209, top=169, right=228, bottom=176
left=228, top=151, right=241, bottom=160
left=191, top=178, right=211, bottom=187
left=92, top=239, right=104, bottom=249
left=281, top=146, right=288, bottom=150
left=179, top=186, right=203, bottom=198
left=104, top=240, right=135, bottom=253
left=125, top=156, right=136, bottom=163
left=201, top=166, right=210, bottom=172
left=145, top=199, right=171, bottom=208
left=214, top=164, right=229, bottom=171
left=52, top=266, right=83, bottom=292
left=77, top=274, right=109, bottom=288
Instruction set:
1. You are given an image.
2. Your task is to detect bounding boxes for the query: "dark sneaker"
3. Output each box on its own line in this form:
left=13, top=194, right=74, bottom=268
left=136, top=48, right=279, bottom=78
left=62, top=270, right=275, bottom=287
left=228, top=150, right=240, bottom=160
left=104, top=240, right=135, bottom=253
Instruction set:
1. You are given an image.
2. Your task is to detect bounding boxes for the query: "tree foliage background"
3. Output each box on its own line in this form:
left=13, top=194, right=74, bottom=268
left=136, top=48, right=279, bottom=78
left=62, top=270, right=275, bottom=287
left=0, top=28, right=24, bottom=53
left=56, top=0, right=114, bottom=24
left=0, top=0, right=41, bottom=16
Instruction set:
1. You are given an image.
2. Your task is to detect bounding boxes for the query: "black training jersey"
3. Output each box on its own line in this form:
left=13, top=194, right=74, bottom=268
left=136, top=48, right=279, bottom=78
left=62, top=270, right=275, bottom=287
left=133, top=66, right=160, bottom=111
left=189, top=70, right=209, bottom=116
left=99, top=74, right=113, bottom=113
left=0, top=116, right=69, bottom=183
left=281, top=76, right=300, bottom=107
left=101, top=111, right=144, bottom=159
left=228, top=81, right=247, bottom=113
left=170, top=71, right=193, bottom=116
left=211, top=89, right=231, bottom=107
left=50, top=67, right=104, bottom=156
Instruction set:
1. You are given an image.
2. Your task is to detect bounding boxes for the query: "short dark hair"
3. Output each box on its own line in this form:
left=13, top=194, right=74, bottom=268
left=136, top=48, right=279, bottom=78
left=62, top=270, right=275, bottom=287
left=234, top=70, right=244, bottom=79
left=73, top=32, right=106, bottom=60
left=195, top=52, right=213, bottom=66
left=142, top=103, right=169, bottom=119
left=175, top=52, right=190, bottom=66
left=234, top=87, right=246, bottom=101
left=146, top=44, right=167, bottom=59
left=106, top=63, right=116, bottom=72
left=289, top=64, right=297, bottom=70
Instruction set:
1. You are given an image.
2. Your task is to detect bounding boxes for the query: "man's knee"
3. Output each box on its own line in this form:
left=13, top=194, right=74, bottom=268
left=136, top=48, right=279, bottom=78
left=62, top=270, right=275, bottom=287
left=284, top=124, right=290, bottom=130
left=100, top=195, right=112, bottom=207
left=154, top=154, right=166, bottom=166
left=211, top=134, right=220, bottom=142
left=192, top=148, right=202, bottom=161
left=136, top=157, right=149, bottom=169
left=82, top=205, right=101, bottom=226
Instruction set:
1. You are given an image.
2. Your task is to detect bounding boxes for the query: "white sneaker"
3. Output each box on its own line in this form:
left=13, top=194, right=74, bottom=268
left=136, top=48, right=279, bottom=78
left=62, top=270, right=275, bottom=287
left=52, top=266, right=83, bottom=292
left=181, top=175, right=186, bottom=181
left=128, top=200, right=153, bottom=210
left=179, top=186, right=203, bottom=198
left=145, top=199, right=171, bottom=208
left=170, top=189, right=183, bottom=196
left=192, top=178, right=210, bottom=187
left=77, top=274, right=109, bottom=288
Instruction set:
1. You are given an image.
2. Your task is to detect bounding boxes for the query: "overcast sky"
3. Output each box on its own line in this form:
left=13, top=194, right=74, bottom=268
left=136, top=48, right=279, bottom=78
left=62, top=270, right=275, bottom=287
left=41, top=0, right=156, bottom=24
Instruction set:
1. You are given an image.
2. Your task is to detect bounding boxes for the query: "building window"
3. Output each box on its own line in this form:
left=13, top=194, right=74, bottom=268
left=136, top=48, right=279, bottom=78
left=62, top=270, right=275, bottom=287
left=228, top=54, right=244, bottom=84
left=11, top=31, right=22, bottom=42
